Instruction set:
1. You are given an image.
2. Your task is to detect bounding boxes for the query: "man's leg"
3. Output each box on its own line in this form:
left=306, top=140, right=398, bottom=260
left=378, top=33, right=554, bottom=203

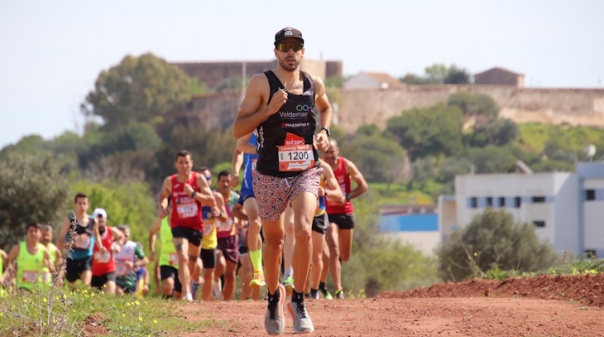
left=310, top=230, right=324, bottom=296
left=187, top=242, right=202, bottom=300
left=223, top=259, right=238, bottom=301
left=262, top=216, right=285, bottom=295
left=244, top=198, right=265, bottom=286
left=325, top=223, right=342, bottom=294
left=283, top=206, right=295, bottom=292
left=290, top=192, right=316, bottom=295
left=173, top=237, right=191, bottom=298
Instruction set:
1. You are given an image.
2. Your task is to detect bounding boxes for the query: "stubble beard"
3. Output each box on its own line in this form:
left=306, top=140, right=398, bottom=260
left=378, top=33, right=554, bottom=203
left=279, top=57, right=300, bottom=72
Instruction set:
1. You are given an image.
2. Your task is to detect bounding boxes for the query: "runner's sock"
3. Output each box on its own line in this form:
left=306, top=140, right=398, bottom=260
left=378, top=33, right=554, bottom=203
left=249, top=249, right=263, bottom=273
left=292, top=290, right=304, bottom=303
left=319, top=281, right=327, bottom=292
left=284, top=267, right=293, bottom=280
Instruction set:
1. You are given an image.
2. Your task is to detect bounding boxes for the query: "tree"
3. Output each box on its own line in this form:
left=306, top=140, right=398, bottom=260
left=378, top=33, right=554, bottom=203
left=345, top=134, right=409, bottom=185
left=436, top=209, right=559, bottom=281
left=400, top=64, right=471, bottom=85
left=82, top=53, right=191, bottom=129
left=0, top=156, right=69, bottom=251
left=386, top=104, right=464, bottom=161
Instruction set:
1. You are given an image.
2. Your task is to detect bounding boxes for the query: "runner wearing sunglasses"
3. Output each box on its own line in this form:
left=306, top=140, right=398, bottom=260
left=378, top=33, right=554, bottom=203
left=233, top=26, right=333, bottom=335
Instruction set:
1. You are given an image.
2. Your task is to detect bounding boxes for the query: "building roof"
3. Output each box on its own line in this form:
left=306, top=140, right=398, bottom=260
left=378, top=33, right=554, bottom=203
left=362, top=71, right=406, bottom=89
left=475, top=67, right=524, bottom=77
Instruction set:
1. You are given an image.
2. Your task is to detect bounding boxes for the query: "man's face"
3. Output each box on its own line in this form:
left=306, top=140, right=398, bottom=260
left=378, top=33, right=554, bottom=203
left=218, top=175, right=232, bottom=193
left=120, top=229, right=130, bottom=240
left=274, top=38, right=304, bottom=72
left=175, top=155, right=193, bottom=175
left=27, top=226, right=40, bottom=243
left=322, top=142, right=339, bottom=163
left=75, top=197, right=89, bottom=214
left=40, top=229, right=52, bottom=245
left=97, top=216, right=106, bottom=230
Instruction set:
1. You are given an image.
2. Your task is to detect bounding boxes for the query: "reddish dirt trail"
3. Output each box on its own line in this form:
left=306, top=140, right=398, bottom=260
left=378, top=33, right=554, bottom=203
left=171, top=274, right=604, bottom=337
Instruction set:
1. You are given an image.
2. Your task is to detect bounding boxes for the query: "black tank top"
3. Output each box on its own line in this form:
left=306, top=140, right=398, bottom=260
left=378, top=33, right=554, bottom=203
left=256, top=70, right=318, bottom=178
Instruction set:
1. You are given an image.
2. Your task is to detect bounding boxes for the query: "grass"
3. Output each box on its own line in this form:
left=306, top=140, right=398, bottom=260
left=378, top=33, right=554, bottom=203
left=0, top=285, right=203, bottom=336
left=481, top=256, right=604, bottom=281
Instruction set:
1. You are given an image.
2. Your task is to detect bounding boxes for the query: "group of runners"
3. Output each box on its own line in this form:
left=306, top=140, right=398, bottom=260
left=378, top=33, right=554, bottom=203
left=0, top=194, right=151, bottom=296
left=0, top=26, right=368, bottom=335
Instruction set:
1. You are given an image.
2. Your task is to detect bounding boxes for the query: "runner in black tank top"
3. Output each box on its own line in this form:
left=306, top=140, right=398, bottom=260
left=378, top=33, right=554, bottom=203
left=232, top=27, right=334, bottom=335
left=256, top=70, right=318, bottom=178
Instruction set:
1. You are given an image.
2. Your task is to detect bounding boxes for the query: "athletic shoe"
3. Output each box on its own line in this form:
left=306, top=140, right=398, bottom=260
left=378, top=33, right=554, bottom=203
left=309, top=289, right=320, bottom=300
left=183, top=292, right=193, bottom=302
left=335, top=289, right=345, bottom=299
left=283, top=276, right=294, bottom=297
left=250, top=271, right=266, bottom=287
left=265, top=284, right=286, bottom=335
left=319, top=288, right=333, bottom=300
left=212, top=279, right=223, bottom=300
left=287, top=300, right=314, bottom=333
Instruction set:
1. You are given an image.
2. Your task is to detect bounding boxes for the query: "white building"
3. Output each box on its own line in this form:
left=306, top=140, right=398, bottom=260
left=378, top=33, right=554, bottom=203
left=438, top=162, right=604, bottom=258
left=343, top=72, right=406, bottom=90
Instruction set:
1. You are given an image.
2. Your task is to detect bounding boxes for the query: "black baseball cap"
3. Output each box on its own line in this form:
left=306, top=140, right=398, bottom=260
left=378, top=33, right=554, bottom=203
left=274, top=27, right=304, bottom=46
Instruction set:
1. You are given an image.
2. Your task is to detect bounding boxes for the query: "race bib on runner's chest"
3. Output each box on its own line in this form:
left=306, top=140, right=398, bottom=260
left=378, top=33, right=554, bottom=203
left=177, top=203, right=198, bottom=219
left=217, top=218, right=234, bottom=232
left=203, top=221, right=215, bottom=236
left=169, top=253, right=178, bottom=266
left=94, top=251, right=111, bottom=263
left=278, top=144, right=315, bottom=172
left=115, top=261, right=128, bottom=276
left=72, top=234, right=91, bottom=249
left=22, top=270, right=39, bottom=283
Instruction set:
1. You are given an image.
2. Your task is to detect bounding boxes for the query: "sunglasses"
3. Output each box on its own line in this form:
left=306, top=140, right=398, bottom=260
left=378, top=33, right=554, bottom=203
left=276, top=41, right=304, bottom=52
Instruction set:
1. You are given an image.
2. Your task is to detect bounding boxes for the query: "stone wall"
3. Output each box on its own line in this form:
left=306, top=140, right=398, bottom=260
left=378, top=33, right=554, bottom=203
left=336, top=85, right=604, bottom=132
left=174, top=85, right=604, bottom=132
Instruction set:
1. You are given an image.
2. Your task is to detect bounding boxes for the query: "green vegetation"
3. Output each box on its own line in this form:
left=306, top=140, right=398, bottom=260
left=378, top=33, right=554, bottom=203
left=0, top=286, right=202, bottom=336
left=436, top=209, right=559, bottom=282
left=340, top=190, right=440, bottom=296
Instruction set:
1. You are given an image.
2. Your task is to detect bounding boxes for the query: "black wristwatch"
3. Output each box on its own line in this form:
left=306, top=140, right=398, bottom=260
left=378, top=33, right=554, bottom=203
left=320, top=127, right=330, bottom=137
left=191, top=191, right=197, bottom=198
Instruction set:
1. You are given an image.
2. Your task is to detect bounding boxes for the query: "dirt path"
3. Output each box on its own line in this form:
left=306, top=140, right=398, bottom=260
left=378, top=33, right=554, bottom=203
left=173, top=274, right=604, bottom=337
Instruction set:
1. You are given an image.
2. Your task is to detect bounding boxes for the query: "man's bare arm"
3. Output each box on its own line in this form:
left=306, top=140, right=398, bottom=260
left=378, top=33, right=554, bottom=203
left=345, top=159, right=368, bottom=199
left=158, top=177, right=171, bottom=212
left=233, top=74, right=287, bottom=138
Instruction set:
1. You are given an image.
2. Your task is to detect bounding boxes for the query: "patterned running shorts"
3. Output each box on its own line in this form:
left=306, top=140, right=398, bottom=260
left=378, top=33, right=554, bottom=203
left=253, top=167, right=322, bottom=222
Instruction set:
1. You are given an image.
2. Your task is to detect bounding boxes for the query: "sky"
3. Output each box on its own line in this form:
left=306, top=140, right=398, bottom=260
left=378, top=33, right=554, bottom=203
left=1, top=0, right=603, bottom=148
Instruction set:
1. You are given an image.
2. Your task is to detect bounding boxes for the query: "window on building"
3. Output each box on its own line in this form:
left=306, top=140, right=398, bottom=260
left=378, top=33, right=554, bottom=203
left=514, top=197, right=522, bottom=208
left=498, top=197, right=506, bottom=207
left=470, top=197, right=478, bottom=208
left=532, top=196, right=546, bottom=203
left=533, top=220, right=546, bottom=228
left=486, top=197, right=493, bottom=208
left=586, top=190, right=596, bottom=201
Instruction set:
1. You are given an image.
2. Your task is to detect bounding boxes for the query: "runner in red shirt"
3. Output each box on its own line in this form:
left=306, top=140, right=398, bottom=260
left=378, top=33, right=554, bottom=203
left=158, top=150, right=217, bottom=301
left=322, top=139, right=368, bottom=299
left=90, top=208, right=125, bottom=294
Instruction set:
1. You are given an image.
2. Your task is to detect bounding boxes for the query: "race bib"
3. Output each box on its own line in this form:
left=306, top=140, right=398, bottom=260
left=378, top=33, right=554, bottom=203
left=251, top=158, right=257, bottom=172
left=177, top=203, right=198, bottom=219
left=216, top=218, right=234, bottom=232
left=115, top=261, right=128, bottom=276
left=41, top=272, right=51, bottom=284
left=22, top=270, right=39, bottom=283
left=72, top=234, right=91, bottom=249
left=169, top=253, right=178, bottom=266
left=203, top=221, right=215, bottom=236
left=278, top=144, right=315, bottom=172
left=94, top=251, right=111, bottom=263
